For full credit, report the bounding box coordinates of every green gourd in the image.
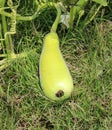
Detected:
[39,32,73,101]
[39,4,74,101]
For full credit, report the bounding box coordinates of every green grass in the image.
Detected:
[0,5,112,130]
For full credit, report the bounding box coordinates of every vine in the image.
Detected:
[0,0,18,40]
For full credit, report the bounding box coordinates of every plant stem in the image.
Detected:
[69,0,88,29]
[0,54,7,57]
[69,6,74,29]
[1,0,14,54]
[0,2,54,21]
[51,4,61,32]
[1,14,14,54]
[0,24,5,53]
[0,10,39,21]
[83,4,102,28]
[0,49,36,71]
[0,0,5,7]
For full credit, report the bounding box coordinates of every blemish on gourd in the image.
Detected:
[55,90,64,98]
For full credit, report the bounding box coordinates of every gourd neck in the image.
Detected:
[50,4,61,33]
[44,32,59,49]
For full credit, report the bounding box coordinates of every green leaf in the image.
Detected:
[92,0,107,6]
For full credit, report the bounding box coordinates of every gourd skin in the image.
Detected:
[39,32,74,101]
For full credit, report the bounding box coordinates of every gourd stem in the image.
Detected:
[51,4,61,32]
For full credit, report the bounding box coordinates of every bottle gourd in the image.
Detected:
[39,4,74,101]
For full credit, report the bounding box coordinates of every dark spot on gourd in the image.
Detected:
[55,90,64,98]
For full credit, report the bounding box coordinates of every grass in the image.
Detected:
[0,4,112,130]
